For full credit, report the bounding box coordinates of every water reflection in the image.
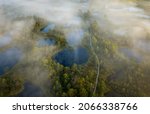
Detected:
[37,38,56,47]
[54,47,89,67]
[41,23,55,33]
[0,48,22,75]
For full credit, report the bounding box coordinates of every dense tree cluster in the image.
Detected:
[0,13,150,97]
[0,75,23,96]
[42,18,150,97]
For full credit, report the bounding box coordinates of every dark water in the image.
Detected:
[41,24,55,33]
[54,47,89,67]
[0,48,22,76]
[17,82,44,97]
[37,38,56,47]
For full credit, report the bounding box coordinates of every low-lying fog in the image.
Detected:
[0,0,150,96]
[0,0,149,50]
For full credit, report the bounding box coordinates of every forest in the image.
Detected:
[0,0,150,97]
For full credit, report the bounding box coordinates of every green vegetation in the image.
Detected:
[0,10,150,97]
[0,75,23,96]
[41,16,150,97]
